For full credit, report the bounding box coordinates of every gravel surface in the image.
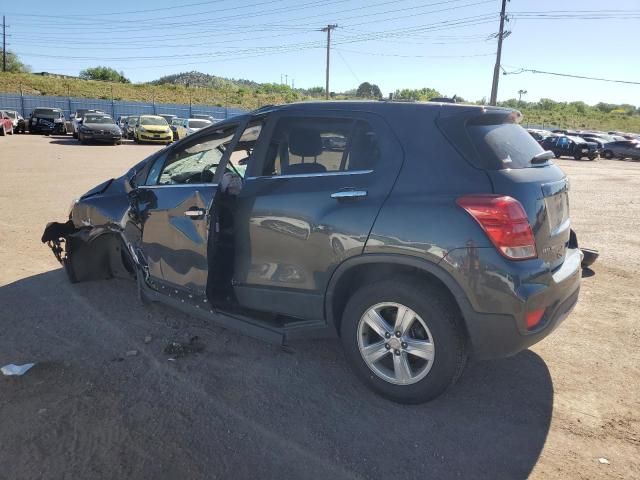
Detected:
[1,134,638,479]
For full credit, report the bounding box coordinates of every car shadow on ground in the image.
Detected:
[1,269,553,480]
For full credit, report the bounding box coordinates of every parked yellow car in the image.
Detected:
[134,115,172,144]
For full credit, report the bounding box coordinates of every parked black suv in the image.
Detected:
[541,135,598,160]
[29,107,67,135]
[42,102,587,403]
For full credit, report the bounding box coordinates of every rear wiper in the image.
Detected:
[531,150,555,164]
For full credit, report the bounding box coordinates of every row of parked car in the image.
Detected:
[527,128,640,161]
[0,107,219,145]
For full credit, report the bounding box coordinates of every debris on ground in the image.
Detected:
[598,458,610,465]
[164,336,205,358]
[1,363,35,376]
[125,350,139,357]
[144,335,152,344]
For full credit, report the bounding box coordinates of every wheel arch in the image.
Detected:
[325,254,473,339]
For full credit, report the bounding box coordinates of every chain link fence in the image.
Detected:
[0,93,247,121]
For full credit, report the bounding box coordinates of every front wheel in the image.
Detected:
[603,150,614,159]
[340,278,467,404]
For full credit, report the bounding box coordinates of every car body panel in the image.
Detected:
[42,101,588,362]
[29,108,66,134]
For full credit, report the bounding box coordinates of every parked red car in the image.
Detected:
[0,110,15,136]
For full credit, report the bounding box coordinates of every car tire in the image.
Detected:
[573,154,582,161]
[0,125,5,136]
[554,152,561,159]
[73,132,78,139]
[603,150,614,159]
[340,277,468,404]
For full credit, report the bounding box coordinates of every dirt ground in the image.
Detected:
[0,134,638,480]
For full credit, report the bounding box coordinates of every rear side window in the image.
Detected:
[261,117,380,176]
[467,123,544,169]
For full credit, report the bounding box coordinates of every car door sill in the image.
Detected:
[138,275,332,345]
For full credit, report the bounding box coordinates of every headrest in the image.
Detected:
[283,162,327,175]
[289,128,323,157]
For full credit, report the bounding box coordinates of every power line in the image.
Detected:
[13,13,501,63]
[502,67,640,86]
[335,49,360,85]
[335,48,494,58]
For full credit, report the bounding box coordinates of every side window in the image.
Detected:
[261,117,380,176]
[228,121,264,178]
[154,125,237,185]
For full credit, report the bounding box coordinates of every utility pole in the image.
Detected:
[2,16,6,72]
[321,24,338,100]
[489,0,508,106]
[284,74,288,86]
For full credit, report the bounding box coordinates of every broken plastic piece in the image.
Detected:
[1,363,35,376]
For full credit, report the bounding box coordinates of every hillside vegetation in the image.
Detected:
[1,71,639,132]
[0,72,303,110]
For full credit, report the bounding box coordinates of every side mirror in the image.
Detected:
[128,170,138,190]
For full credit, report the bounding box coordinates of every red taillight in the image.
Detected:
[456,195,537,260]
[526,308,545,330]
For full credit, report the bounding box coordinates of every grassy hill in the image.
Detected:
[1,71,638,132]
[0,72,304,110]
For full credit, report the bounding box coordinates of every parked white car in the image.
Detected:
[177,118,213,138]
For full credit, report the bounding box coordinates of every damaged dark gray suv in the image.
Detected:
[42,101,592,403]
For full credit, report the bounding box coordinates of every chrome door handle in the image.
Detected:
[331,190,368,199]
[184,208,206,217]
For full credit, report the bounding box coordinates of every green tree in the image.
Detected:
[0,49,31,73]
[79,66,130,83]
[394,87,441,101]
[356,82,382,99]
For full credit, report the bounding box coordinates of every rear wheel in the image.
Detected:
[603,150,613,159]
[573,154,582,161]
[340,277,467,404]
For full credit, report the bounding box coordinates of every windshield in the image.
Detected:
[172,118,184,125]
[85,115,115,124]
[4,111,17,119]
[33,109,60,117]
[467,122,544,169]
[140,117,168,126]
[188,120,211,129]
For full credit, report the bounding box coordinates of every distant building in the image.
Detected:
[33,72,79,80]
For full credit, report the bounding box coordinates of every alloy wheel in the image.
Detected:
[357,302,435,385]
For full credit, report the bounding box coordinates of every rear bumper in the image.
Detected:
[441,246,582,360]
[139,133,172,143]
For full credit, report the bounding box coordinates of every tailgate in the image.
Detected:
[487,166,571,269]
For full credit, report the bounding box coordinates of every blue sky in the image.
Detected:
[4,0,640,105]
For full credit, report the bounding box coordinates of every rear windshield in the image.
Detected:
[467,123,544,169]
[188,120,211,129]
[140,117,168,126]
[33,108,60,117]
[85,115,114,124]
